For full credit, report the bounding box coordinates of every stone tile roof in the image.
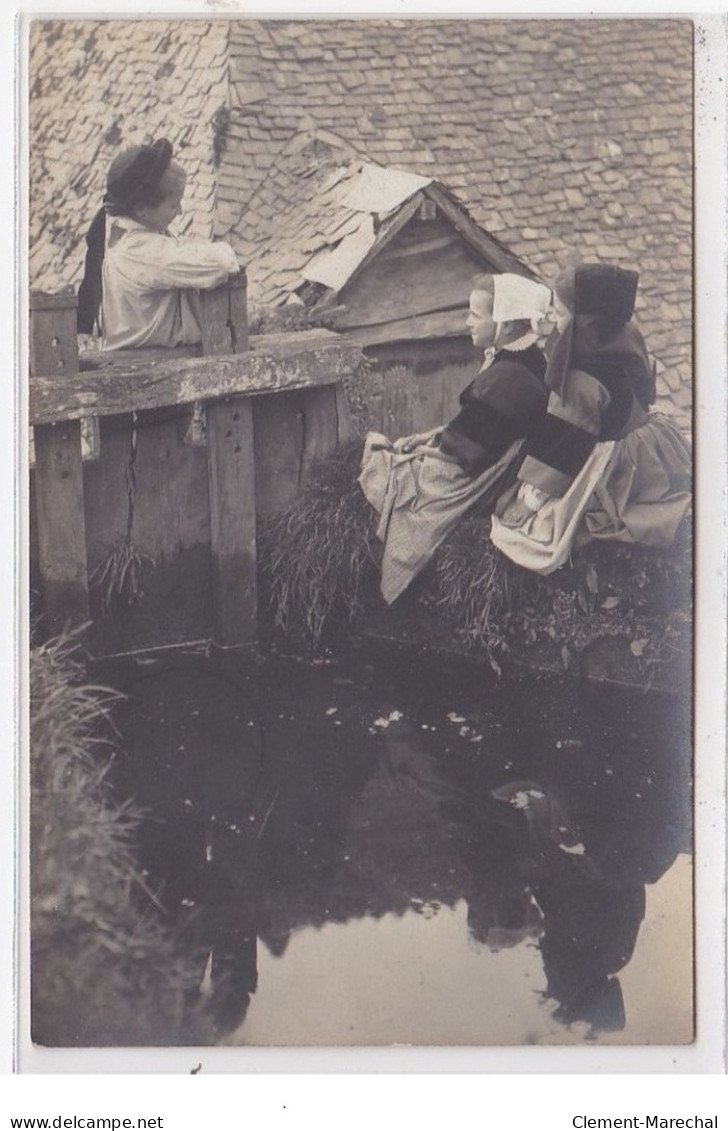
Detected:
[28,17,693,426]
[219,18,693,427]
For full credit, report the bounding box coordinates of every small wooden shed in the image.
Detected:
[238,142,539,436]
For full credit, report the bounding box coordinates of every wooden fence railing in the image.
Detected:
[29,281,362,652]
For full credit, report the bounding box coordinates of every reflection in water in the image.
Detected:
[104,645,692,1045]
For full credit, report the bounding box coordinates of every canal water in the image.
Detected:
[102,640,692,1047]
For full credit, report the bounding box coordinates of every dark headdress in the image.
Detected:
[572,263,638,325]
[545,263,655,412]
[77,138,174,334]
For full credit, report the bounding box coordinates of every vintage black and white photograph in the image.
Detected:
[24,14,699,1058]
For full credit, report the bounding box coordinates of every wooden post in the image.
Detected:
[334,383,356,444]
[202,269,257,645]
[300,385,339,486]
[30,291,79,379]
[228,272,248,354]
[29,292,89,634]
[199,270,248,356]
[34,421,90,634]
[207,398,257,645]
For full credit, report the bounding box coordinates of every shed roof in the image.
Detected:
[234,137,532,309]
[27,17,693,427]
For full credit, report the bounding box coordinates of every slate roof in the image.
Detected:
[27,17,694,427]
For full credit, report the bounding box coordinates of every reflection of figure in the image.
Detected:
[533,878,642,1031]
[492,262,692,573]
[489,758,684,1034]
[428,657,690,1039]
[359,272,550,603]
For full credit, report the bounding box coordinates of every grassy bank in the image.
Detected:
[30,635,212,1046]
[258,440,691,685]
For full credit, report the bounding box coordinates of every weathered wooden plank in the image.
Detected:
[28,292,79,312]
[199,273,248,354]
[80,415,101,461]
[200,284,235,356]
[253,392,305,518]
[83,417,136,579]
[411,369,446,434]
[30,330,363,424]
[334,382,356,445]
[207,397,257,645]
[439,361,475,423]
[381,367,416,438]
[29,470,43,622]
[83,410,213,653]
[80,345,201,366]
[127,410,213,559]
[33,421,89,633]
[228,273,249,353]
[382,233,459,260]
[299,385,339,486]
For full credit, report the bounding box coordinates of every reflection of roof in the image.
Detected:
[257,755,472,937]
[28,17,693,428]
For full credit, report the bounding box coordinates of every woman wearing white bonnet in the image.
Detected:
[490,270,553,339]
[358,272,552,604]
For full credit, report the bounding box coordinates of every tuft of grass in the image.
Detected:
[258,440,380,647]
[90,540,152,612]
[422,518,548,667]
[30,634,211,1046]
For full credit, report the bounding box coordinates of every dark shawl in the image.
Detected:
[546,264,656,436]
[439,342,547,475]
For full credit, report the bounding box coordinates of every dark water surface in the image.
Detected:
[101,641,692,1047]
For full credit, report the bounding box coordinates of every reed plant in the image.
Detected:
[258,440,380,647]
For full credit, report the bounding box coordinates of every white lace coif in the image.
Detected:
[492,274,552,332]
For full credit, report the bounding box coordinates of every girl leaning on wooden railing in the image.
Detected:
[77,136,241,350]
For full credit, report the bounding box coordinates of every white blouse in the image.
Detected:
[100,216,240,350]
